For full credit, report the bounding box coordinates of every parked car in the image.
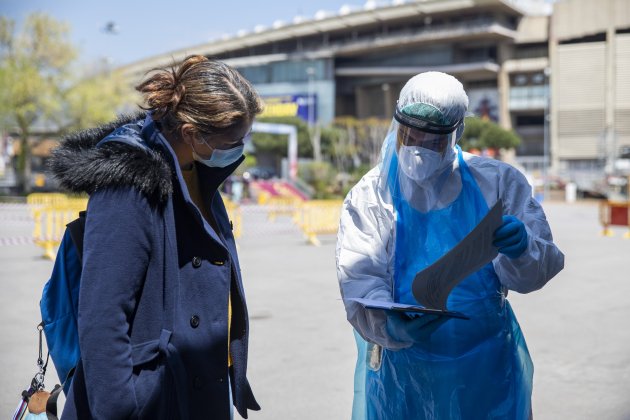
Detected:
[243,166,277,181]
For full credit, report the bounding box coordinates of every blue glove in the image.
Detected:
[386,312,447,347]
[493,215,528,259]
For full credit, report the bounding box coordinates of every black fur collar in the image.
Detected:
[48,112,173,205]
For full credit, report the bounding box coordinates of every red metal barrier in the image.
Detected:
[599,201,630,238]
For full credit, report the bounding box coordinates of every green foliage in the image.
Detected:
[0,14,75,133]
[297,160,337,199]
[459,117,521,151]
[0,14,77,192]
[319,124,345,160]
[479,122,521,150]
[0,13,135,192]
[253,116,313,157]
[62,68,138,133]
[458,117,484,150]
[331,116,388,173]
[234,154,257,176]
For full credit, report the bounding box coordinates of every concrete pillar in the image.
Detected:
[497,43,512,130]
[605,24,617,168]
[382,83,395,119]
[355,86,369,119]
[549,10,560,173]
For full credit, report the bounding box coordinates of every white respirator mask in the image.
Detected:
[398,145,454,184]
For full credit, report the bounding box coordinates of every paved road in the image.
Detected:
[1,201,628,419]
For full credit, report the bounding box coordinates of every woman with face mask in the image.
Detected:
[50,55,263,419]
[336,72,565,419]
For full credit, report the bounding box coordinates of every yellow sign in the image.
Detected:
[260,101,299,118]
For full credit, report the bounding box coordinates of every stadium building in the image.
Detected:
[550,0,630,187]
[120,0,630,187]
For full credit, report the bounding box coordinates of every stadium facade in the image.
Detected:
[120,0,630,184]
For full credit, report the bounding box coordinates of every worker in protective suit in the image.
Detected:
[336,72,564,419]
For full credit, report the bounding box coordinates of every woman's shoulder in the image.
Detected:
[50,113,173,206]
[88,186,160,219]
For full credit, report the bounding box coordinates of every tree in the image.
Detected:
[459,116,521,153]
[0,13,76,193]
[61,64,137,134]
[252,116,313,157]
[327,117,356,174]
[479,122,521,150]
[357,117,389,166]
[332,116,389,173]
[0,13,135,193]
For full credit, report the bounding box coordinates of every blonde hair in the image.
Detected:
[136,55,263,137]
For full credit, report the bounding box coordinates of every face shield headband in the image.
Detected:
[393,106,461,135]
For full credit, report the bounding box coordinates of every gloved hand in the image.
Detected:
[385,312,447,347]
[493,215,528,259]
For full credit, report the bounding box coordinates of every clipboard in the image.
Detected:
[345,298,470,320]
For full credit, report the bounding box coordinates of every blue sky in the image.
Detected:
[1,0,366,66]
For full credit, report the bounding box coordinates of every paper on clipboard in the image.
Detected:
[411,199,503,310]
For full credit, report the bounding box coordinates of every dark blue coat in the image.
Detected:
[50,114,259,419]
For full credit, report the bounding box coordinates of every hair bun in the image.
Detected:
[171,82,186,110]
[136,55,263,134]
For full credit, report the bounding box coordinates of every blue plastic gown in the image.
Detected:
[352,148,533,419]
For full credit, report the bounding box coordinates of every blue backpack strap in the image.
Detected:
[66,211,86,261]
[40,214,85,395]
[59,212,86,392]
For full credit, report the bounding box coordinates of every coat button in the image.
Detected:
[190,315,200,328]
[217,377,224,383]
[192,256,202,268]
[193,376,204,389]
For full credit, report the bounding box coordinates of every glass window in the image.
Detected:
[238,66,270,84]
[237,59,329,85]
[531,73,545,84]
[514,74,528,85]
[270,59,327,83]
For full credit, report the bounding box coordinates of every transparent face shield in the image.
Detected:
[397,125,456,156]
[378,107,462,211]
[393,105,460,155]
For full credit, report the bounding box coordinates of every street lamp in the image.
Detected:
[306,65,321,161]
[306,66,315,129]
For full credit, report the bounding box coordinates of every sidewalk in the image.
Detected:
[1,202,628,419]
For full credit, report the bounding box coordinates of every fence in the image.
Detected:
[28,194,88,259]
[298,200,343,246]
[26,193,69,217]
[223,197,242,239]
[26,193,342,258]
[266,196,302,222]
[265,197,343,246]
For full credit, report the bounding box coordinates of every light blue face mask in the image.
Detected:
[193,143,244,168]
